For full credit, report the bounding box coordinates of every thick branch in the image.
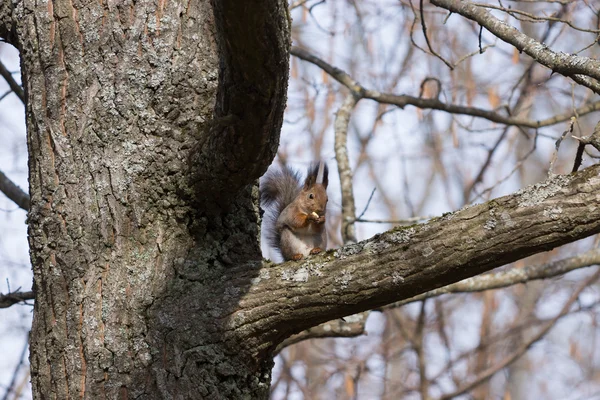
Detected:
[194,1,291,204]
[0,169,29,211]
[430,0,600,93]
[229,164,600,348]
[277,244,600,349]
[291,46,600,128]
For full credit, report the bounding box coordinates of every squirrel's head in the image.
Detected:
[301,162,329,216]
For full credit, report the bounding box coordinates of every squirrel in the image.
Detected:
[260,162,329,261]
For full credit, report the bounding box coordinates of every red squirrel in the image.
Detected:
[260,162,328,261]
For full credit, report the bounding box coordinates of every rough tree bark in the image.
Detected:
[1,0,600,399]
[5,0,291,397]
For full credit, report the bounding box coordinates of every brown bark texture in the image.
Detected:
[5,0,290,398]
[1,0,600,399]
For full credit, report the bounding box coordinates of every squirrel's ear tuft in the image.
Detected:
[319,162,328,189]
[304,165,317,189]
[305,162,328,189]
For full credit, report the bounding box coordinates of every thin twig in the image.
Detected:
[430,0,600,94]
[464,126,510,201]
[572,120,600,172]
[419,0,454,69]
[275,312,368,353]
[473,130,538,201]
[415,301,429,399]
[1,337,29,400]
[355,216,430,225]
[355,188,376,221]
[289,0,312,10]
[471,2,600,34]
[549,117,575,176]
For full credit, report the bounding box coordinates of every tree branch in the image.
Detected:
[228,164,600,352]
[193,0,291,205]
[0,59,24,104]
[335,93,359,244]
[276,241,600,349]
[0,290,34,308]
[1,336,29,400]
[430,0,600,93]
[291,46,600,128]
[572,121,600,172]
[438,269,600,400]
[0,169,29,211]
[274,312,367,354]
[383,247,600,309]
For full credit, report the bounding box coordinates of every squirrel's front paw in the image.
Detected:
[291,254,303,261]
[310,247,322,255]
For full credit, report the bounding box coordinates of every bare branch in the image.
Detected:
[471,2,600,34]
[0,169,29,211]
[0,290,34,308]
[355,216,430,225]
[383,247,600,310]
[0,59,24,104]
[335,94,360,244]
[430,0,600,93]
[275,312,367,353]
[549,117,575,175]
[289,0,312,10]
[291,46,600,128]
[438,269,600,400]
[572,120,600,172]
[419,0,454,69]
[415,301,429,399]
[1,337,29,400]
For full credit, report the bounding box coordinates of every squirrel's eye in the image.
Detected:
[309,193,315,199]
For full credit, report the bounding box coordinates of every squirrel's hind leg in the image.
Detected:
[280,228,311,261]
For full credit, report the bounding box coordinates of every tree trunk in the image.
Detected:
[17,0,290,398]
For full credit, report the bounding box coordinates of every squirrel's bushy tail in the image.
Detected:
[260,166,301,216]
[260,166,301,257]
